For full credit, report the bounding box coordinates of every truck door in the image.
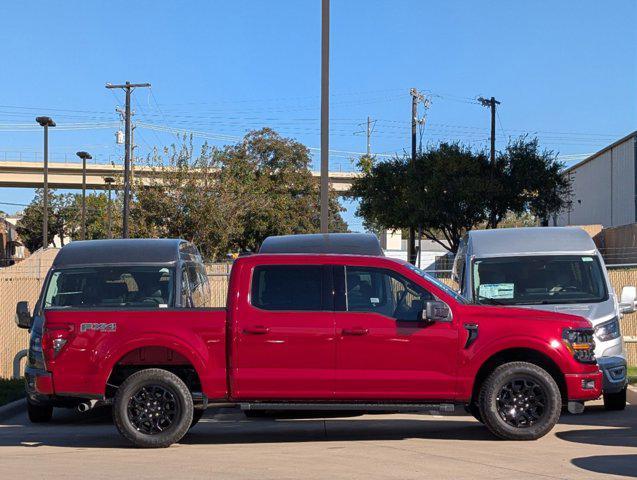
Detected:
[334,266,459,400]
[232,264,335,400]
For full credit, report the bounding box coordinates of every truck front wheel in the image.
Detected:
[113,368,193,448]
[478,362,561,441]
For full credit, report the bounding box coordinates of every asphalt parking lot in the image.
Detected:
[0,388,635,480]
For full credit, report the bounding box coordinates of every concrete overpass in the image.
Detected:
[0,161,360,193]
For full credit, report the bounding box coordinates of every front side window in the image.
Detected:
[345,267,433,321]
[44,266,174,309]
[472,255,608,305]
[251,265,324,311]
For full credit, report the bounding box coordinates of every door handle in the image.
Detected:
[342,327,369,336]
[243,325,270,335]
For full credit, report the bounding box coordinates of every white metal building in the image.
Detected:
[556,131,637,228]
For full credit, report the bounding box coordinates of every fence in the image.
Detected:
[1,257,636,378]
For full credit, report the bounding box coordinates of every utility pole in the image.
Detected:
[478,96,500,168]
[104,176,115,239]
[366,116,372,156]
[36,116,55,249]
[320,0,330,233]
[106,81,150,238]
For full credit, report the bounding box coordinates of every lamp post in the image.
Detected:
[104,177,115,239]
[35,116,56,248]
[76,151,92,240]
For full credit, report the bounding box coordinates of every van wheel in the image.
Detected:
[27,400,53,423]
[190,409,205,428]
[113,368,193,448]
[464,403,483,423]
[478,362,561,440]
[603,387,627,411]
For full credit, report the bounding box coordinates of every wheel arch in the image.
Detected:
[469,347,567,405]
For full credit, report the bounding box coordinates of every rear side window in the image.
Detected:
[251,265,324,311]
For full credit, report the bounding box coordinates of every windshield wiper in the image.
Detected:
[478,298,508,306]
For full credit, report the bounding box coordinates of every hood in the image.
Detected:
[514,300,616,326]
[461,303,593,329]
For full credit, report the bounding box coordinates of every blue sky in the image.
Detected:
[0,0,635,231]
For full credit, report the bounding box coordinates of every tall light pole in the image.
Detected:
[320,0,330,233]
[76,151,92,240]
[104,176,115,239]
[35,116,55,249]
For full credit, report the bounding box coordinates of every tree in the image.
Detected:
[16,189,71,251]
[132,129,347,260]
[351,138,572,254]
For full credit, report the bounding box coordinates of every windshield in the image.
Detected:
[44,266,175,309]
[406,263,468,304]
[472,255,607,306]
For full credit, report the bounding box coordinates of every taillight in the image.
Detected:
[562,328,596,363]
[41,324,74,367]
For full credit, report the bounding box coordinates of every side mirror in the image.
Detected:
[619,286,637,314]
[15,301,33,329]
[422,300,451,323]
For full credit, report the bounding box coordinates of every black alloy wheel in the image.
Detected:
[127,384,179,435]
[496,377,546,428]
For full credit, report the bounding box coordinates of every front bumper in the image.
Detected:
[597,356,628,393]
[565,370,603,401]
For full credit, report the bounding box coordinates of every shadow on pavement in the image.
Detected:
[571,455,637,478]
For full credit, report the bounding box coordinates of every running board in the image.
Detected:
[240,402,455,414]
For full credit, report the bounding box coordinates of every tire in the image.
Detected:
[603,387,627,411]
[113,368,193,448]
[190,409,205,428]
[464,403,483,423]
[478,361,561,441]
[27,400,53,423]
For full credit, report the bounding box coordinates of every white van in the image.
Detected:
[452,227,635,410]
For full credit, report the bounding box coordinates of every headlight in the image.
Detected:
[595,317,621,342]
[562,328,596,363]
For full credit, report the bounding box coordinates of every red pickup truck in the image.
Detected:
[16,236,602,448]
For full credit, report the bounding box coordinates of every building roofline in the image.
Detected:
[563,130,637,174]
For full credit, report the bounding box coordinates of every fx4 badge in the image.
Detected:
[80,323,116,333]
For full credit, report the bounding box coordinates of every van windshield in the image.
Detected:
[472,255,607,305]
[43,266,175,309]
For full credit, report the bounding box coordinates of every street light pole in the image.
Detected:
[36,116,56,249]
[76,151,92,240]
[320,0,330,233]
[104,177,115,239]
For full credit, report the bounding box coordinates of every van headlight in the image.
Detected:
[595,317,621,342]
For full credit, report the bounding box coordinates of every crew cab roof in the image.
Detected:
[52,239,197,268]
[258,233,384,256]
[465,227,597,257]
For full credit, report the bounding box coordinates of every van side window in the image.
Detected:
[345,267,434,321]
[252,265,324,311]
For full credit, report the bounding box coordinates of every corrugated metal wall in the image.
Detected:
[557,134,635,227]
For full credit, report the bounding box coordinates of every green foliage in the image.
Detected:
[132,129,347,260]
[351,138,572,253]
[16,189,70,251]
[0,378,25,407]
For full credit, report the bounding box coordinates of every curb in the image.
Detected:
[0,398,26,422]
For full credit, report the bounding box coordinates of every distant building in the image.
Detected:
[379,230,453,270]
[0,216,27,266]
[556,131,637,228]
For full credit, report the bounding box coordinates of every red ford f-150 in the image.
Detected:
[16,235,602,447]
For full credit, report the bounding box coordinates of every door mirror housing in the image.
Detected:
[619,286,637,314]
[15,301,33,329]
[422,300,451,323]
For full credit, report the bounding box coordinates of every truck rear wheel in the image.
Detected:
[478,362,561,441]
[113,368,193,448]
[603,387,627,411]
[27,400,53,423]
